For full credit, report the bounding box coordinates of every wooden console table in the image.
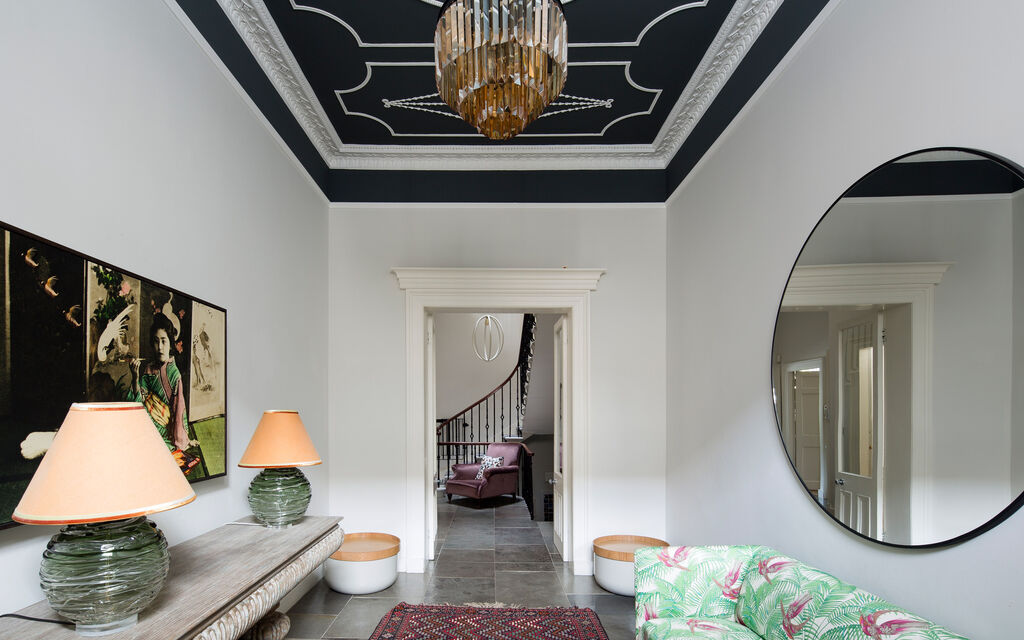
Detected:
[0,516,343,640]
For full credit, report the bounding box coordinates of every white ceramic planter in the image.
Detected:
[593,554,635,596]
[324,532,400,595]
[325,555,398,595]
[592,535,670,597]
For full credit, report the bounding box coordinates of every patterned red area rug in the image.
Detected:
[368,602,611,640]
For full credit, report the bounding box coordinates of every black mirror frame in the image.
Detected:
[770,146,1024,549]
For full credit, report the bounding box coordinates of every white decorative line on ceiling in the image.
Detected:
[380,93,613,121]
[215,0,783,171]
[335,60,649,139]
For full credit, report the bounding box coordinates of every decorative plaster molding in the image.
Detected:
[217,0,343,157]
[652,0,780,161]
[216,0,781,171]
[193,525,344,640]
[327,144,665,170]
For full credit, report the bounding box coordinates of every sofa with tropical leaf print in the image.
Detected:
[633,545,967,640]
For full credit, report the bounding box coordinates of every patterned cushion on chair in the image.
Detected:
[634,545,765,632]
[640,617,761,640]
[475,455,503,479]
[737,548,968,640]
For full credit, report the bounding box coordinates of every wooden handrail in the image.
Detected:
[437,441,534,456]
[436,363,521,434]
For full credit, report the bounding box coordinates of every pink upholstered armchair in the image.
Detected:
[445,442,521,503]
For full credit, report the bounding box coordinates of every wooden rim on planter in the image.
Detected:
[331,532,401,562]
[592,535,669,562]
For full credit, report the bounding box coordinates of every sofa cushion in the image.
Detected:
[634,545,765,631]
[737,549,968,640]
[640,617,761,640]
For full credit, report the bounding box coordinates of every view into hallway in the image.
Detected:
[284,495,635,640]
[282,306,633,639]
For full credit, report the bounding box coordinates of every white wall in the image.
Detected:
[773,311,828,378]
[328,204,666,572]
[523,314,559,435]
[665,0,1024,635]
[434,313,523,419]
[0,1,328,613]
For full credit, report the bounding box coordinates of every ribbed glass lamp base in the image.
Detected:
[40,518,169,634]
[76,614,138,636]
[248,467,311,527]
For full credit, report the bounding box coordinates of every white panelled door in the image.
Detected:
[783,359,824,498]
[835,311,883,538]
[552,316,567,556]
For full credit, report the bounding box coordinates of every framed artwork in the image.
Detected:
[0,222,227,529]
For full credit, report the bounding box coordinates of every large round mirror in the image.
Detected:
[772,148,1024,547]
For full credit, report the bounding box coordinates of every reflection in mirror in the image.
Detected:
[773,149,1024,546]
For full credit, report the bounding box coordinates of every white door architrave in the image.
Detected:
[393,267,605,575]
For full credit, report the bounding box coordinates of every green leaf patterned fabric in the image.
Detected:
[736,548,969,640]
[634,545,765,633]
[640,617,762,640]
[634,546,969,640]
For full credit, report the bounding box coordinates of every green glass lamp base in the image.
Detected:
[40,517,169,635]
[76,614,138,637]
[248,467,312,527]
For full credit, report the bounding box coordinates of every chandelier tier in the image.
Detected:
[435,0,568,141]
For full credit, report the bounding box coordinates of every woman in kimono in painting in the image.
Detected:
[127,313,204,476]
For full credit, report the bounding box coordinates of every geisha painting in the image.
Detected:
[0,224,226,528]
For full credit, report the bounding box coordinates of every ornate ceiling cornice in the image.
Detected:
[653,0,780,158]
[220,0,343,159]
[216,0,783,171]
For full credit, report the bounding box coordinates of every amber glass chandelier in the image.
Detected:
[435,0,568,141]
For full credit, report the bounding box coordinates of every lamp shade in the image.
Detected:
[238,410,321,468]
[13,403,196,525]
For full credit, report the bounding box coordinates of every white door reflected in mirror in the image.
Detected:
[773,148,1024,547]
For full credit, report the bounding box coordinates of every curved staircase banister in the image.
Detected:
[437,441,534,456]
[436,364,521,435]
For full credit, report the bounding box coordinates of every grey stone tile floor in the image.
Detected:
[285,491,635,639]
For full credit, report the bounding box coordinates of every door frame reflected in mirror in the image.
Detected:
[780,262,949,544]
[772,145,1024,549]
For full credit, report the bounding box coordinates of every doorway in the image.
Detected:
[394,268,604,575]
[781,358,824,505]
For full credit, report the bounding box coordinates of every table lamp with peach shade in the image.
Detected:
[238,410,321,527]
[13,402,196,636]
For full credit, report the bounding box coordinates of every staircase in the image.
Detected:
[436,314,537,510]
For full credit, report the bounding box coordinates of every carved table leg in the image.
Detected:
[240,609,290,640]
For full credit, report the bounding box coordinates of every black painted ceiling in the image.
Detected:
[174,0,830,202]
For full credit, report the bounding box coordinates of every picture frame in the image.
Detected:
[0,220,227,529]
